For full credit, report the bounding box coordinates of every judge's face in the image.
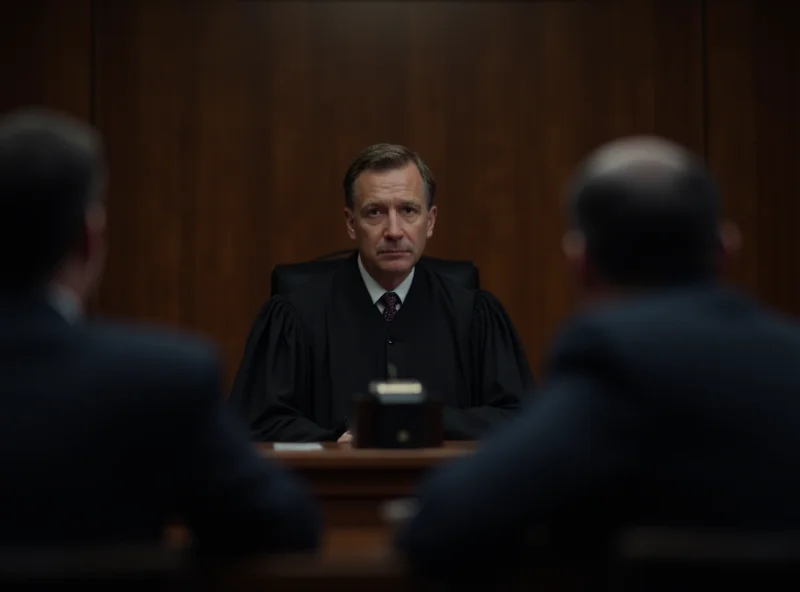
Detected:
[345,163,437,289]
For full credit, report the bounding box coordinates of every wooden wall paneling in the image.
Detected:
[0,0,92,120]
[0,0,94,308]
[3,0,800,426]
[94,3,200,330]
[705,0,800,315]
[94,1,705,385]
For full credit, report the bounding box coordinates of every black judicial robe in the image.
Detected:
[229,255,535,441]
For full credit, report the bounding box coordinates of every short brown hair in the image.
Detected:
[343,143,436,210]
[0,107,105,288]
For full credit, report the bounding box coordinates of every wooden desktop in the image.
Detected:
[260,441,476,555]
[157,441,590,590]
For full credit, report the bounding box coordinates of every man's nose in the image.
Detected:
[384,211,403,240]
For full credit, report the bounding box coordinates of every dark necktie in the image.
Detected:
[381,291,400,323]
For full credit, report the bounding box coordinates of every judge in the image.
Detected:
[230,143,535,442]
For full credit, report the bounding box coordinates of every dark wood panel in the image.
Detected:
[706,1,800,315]
[93,1,704,383]
[0,0,91,119]
[259,442,473,528]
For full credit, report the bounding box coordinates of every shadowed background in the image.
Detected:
[1,0,796,387]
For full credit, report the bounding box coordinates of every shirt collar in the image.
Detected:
[48,284,83,323]
[357,255,415,305]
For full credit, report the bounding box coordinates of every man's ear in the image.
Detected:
[562,229,590,285]
[84,202,107,266]
[562,229,585,263]
[426,205,437,238]
[719,220,742,257]
[73,203,105,259]
[345,208,356,240]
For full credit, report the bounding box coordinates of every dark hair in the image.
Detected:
[569,152,720,287]
[342,143,436,210]
[0,107,105,289]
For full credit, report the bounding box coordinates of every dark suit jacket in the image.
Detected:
[397,283,800,576]
[0,293,321,556]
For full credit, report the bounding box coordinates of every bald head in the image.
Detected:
[568,136,721,288]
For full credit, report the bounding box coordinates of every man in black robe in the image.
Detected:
[230,143,535,442]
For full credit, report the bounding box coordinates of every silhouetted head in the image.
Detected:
[343,143,437,291]
[563,136,739,302]
[0,107,107,300]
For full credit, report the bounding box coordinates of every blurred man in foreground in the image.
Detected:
[397,136,800,576]
[0,107,320,556]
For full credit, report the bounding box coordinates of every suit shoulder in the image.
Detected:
[549,285,787,373]
[550,292,689,356]
[574,285,753,336]
[81,319,221,374]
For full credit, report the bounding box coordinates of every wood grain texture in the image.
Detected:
[91,0,704,383]
[261,441,473,528]
[705,1,800,313]
[5,1,797,388]
[0,0,92,119]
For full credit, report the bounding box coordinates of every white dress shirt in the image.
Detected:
[357,255,415,313]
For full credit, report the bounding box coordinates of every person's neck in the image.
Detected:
[49,282,84,319]
[50,263,88,317]
[50,281,82,303]
[378,274,409,292]
[361,263,411,292]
